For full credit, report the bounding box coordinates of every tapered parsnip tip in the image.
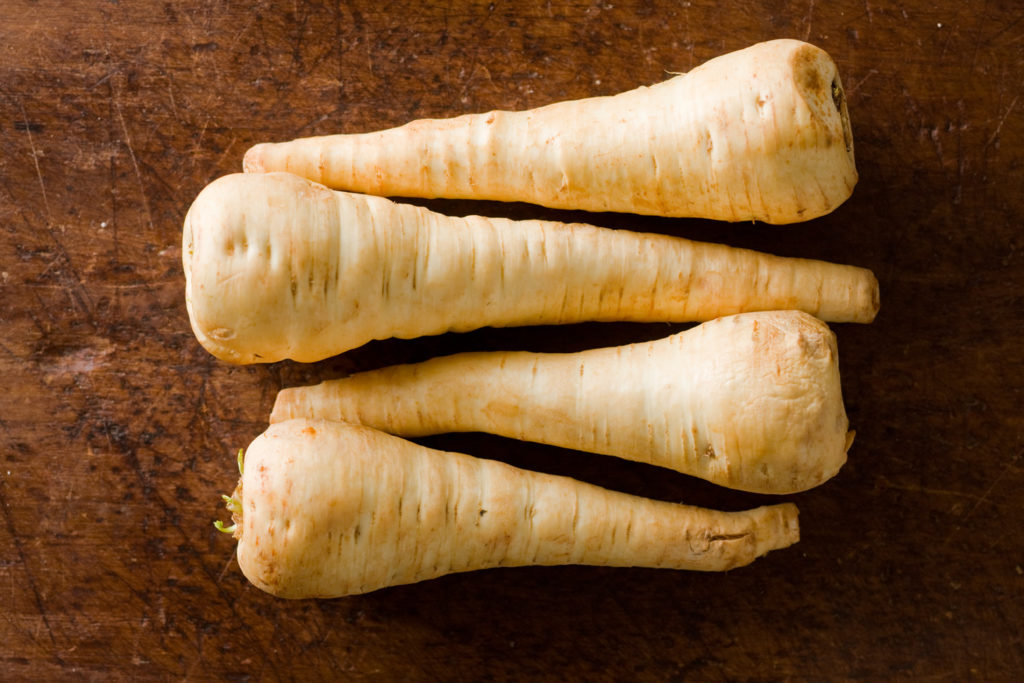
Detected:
[244,142,326,185]
[868,271,881,321]
[729,502,801,567]
[847,267,881,323]
[820,265,879,323]
[727,502,800,568]
[853,267,881,324]
[770,502,801,554]
[242,143,269,173]
[270,386,301,423]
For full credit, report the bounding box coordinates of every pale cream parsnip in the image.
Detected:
[244,39,857,224]
[182,173,878,364]
[272,311,853,494]
[225,419,800,599]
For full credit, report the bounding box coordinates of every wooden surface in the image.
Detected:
[1,1,1022,679]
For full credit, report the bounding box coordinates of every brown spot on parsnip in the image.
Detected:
[792,46,825,96]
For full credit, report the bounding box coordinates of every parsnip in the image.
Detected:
[183,172,878,364]
[243,39,856,224]
[272,311,851,494]
[221,418,800,599]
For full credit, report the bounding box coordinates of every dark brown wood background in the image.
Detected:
[2,1,1021,679]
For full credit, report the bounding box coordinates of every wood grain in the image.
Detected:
[1,0,1021,679]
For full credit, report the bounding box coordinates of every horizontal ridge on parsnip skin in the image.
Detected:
[224,419,801,599]
[182,173,879,365]
[243,39,857,225]
[272,311,853,495]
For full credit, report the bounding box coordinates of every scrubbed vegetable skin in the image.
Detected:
[243,39,857,224]
[227,419,800,599]
[182,172,878,364]
[272,310,853,494]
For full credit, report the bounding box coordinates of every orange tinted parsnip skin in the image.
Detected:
[229,419,801,599]
[272,311,854,494]
[183,173,879,364]
[244,40,857,224]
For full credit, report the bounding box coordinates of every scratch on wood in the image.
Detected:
[985,94,1019,151]
[212,136,239,170]
[217,554,236,584]
[14,96,95,322]
[183,630,206,679]
[803,0,817,41]
[15,280,179,292]
[195,116,211,154]
[982,12,1024,44]
[940,450,1022,549]
[876,475,1006,503]
[845,69,878,97]
[18,100,52,225]
[112,91,155,232]
[130,616,150,667]
[0,480,66,665]
[89,71,115,91]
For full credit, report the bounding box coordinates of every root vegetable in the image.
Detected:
[243,39,856,224]
[183,172,879,364]
[272,310,852,494]
[221,418,800,599]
